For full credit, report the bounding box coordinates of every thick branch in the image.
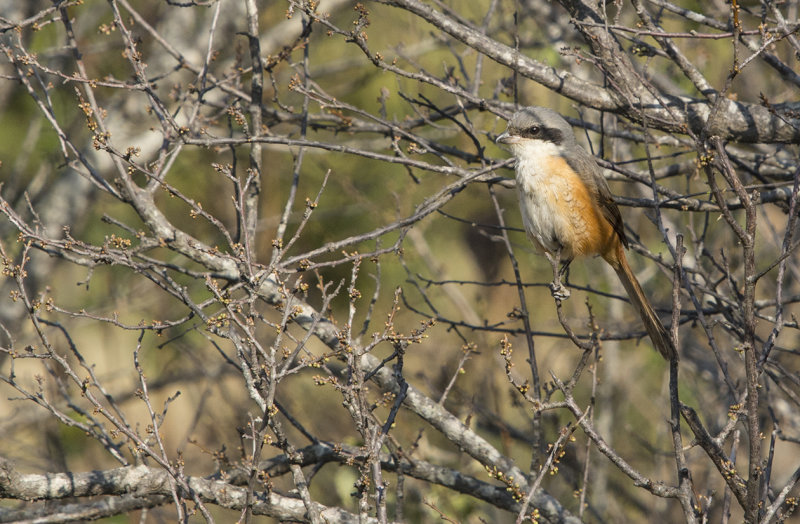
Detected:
[379,0,800,143]
[0,458,376,524]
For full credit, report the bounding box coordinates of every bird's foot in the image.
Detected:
[550,282,571,300]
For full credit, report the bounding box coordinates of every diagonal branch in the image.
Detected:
[378,0,800,143]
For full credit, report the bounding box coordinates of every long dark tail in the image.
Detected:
[609,244,677,361]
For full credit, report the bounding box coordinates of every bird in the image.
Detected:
[496,106,677,361]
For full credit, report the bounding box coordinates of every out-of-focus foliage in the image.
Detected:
[1,1,799,523]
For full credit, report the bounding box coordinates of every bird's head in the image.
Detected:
[495,106,575,154]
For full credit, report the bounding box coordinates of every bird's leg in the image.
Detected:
[545,247,571,300]
[560,257,573,286]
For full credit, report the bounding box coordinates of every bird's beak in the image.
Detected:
[496,131,518,145]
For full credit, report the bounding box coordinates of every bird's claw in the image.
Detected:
[550,282,571,300]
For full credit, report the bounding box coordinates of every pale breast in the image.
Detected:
[514,144,599,259]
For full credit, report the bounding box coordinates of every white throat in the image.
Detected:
[511,140,561,179]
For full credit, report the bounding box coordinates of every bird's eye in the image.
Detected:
[526,126,540,135]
